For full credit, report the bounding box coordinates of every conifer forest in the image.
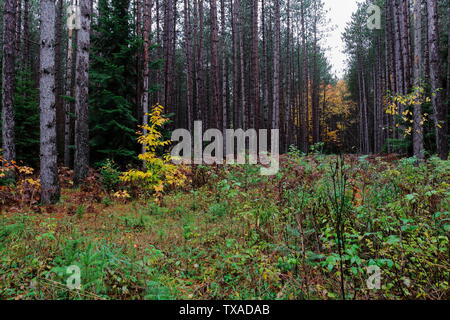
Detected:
[0,0,449,302]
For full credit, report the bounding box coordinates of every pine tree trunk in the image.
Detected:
[427,0,448,160]
[2,0,17,165]
[195,0,205,124]
[232,0,239,128]
[184,0,193,132]
[311,1,320,144]
[272,0,280,130]
[261,0,269,129]
[413,0,425,160]
[64,26,74,168]
[55,0,64,163]
[220,0,227,131]
[300,0,308,152]
[74,0,91,185]
[251,0,260,130]
[23,0,30,69]
[210,0,221,129]
[39,0,60,204]
[142,0,152,152]
[237,0,246,129]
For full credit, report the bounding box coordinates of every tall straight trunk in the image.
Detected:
[427,0,448,160]
[413,0,424,159]
[210,0,221,129]
[251,0,260,129]
[261,0,269,129]
[272,0,280,129]
[195,0,205,124]
[393,0,404,94]
[284,0,292,149]
[64,0,76,167]
[64,26,75,167]
[74,0,91,185]
[232,0,239,128]
[163,0,175,108]
[155,0,161,103]
[237,0,246,129]
[311,2,320,144]
[55,0,64,162]
[23,0,30,69]
[15,0,22,61]
[136,0,143,126]
[184,0,193,131]
[447,4,450,125]
[142,0,152,149]
[300,0,308,152]
[39,0,60,204]
[400,0,412,91]
[220,0,227,131]
[357,53,370,154]
[2,0,17,165]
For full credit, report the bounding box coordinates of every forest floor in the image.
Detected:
[1,153,449,300]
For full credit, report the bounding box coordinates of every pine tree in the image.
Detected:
[89,0,140,166]
[39,0,60,204]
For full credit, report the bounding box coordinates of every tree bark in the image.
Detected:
[142,0,152,151]
[210,0,221,129]
[74,0,91,185]
[251,0,260,129]
[427,0,448,160]
[413,0,425,160]
[55,0,65,163]
[300,0,308,152]
[272,0,280,130]
[184,0,193,132]
[2,0,17,165]
[39,0,60,204]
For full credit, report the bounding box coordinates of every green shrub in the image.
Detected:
[98,159,121,192]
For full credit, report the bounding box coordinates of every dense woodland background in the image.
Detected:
[0,0,449,203]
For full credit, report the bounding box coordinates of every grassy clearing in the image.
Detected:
[0,154,449,300]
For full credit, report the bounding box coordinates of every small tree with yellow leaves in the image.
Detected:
[120,104,186,201]
[385,86,431,137]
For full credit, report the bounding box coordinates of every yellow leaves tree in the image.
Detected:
[321,80,356,147]
[120,104,186,201]
[385,86,431,137]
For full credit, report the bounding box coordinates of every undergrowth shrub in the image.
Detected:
[120,105,186,202]
[98,159,122,192]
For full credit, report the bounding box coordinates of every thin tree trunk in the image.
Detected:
[39,0,60,204]
[74,0,91,185]
[210,0,221,129]
[237,0,246,129]
[64,27,74,168]
[300,0,308,151]
[184,0,193,132]
[220,0,227,131]
[413,0,424,159]
[55,0,64,162]
[142,0,152,152]
[251,0,260,130]
[427,0,448,160]
[232,0,239,128]
[272,0,280,129]
[23,0,30,69]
